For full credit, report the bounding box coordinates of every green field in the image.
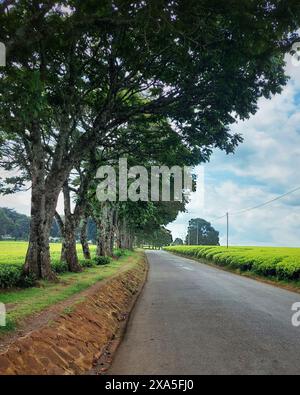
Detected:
[0,241,97,266]
[164,245,300,281]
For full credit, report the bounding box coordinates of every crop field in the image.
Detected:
[0,241,97,266]
[164,245,300,281]
[0,242,100,289]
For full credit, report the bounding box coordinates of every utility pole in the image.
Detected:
[197,223,199,245]
[226,212,229,249]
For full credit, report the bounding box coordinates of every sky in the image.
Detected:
[168,56,300,247]
[1,55,300,247]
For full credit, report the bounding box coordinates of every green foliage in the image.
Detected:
[51,260,68,274]
[93,256,111,266]
[0,251,142,332]
[0,207,61,241]
[0,264,22,288]
[0,208,29,240]
[17,272,37,289]
[0,242,98,289]
[276,258,300,280]
[113,249,127,259]
[0,242,97,266]
[165,246,300,281]
[136,225,173,248]
[0,2,300,279]
[186,218,219,246]
[0,264,36,289]
[173,238,184,246]
[79,259,95,268]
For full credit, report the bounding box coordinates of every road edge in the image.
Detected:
[88,251,150,375]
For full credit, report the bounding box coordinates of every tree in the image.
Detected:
[186,218,219,246]
[0,1,299,278]
[85,115,199,255]
[138,227,173,249]
[173,238,184,246]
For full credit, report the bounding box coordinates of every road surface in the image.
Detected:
[108,251,300,375]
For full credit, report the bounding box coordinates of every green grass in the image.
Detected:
[164,245,300,281]
[0,241,138,333]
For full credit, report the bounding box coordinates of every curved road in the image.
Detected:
[109,251,300,375]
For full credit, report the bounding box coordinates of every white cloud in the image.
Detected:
[170,59,300,246]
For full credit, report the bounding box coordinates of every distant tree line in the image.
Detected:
[0,208,30,240]
[0,207,98,242]
[136,226,173,249]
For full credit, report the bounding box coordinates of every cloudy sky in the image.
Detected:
[1,55,300,247]
[168,56,300,247]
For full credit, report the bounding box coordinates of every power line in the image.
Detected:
[210,213,227,221]
[210,185,300,221]
[230,185,300,216]
[207,185,300,248]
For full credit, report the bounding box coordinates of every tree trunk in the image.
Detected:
[115,212,122,249]
[55,212,66,262]
[96,220,105,256]
[109,230,114,255]
[24,210,54,280]
[80,216,91,260]
[63,219,81,272]
[106,206,114,256]
[119,218,127,249]
[24,124,56,280]
[61,183,82,272]
[95,204,115,257]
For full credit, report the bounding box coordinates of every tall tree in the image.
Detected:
[173,238,184,246]
[186,218,219,246]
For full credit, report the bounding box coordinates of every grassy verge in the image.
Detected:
[0,250,140,334]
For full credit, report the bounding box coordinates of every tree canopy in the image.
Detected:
[0,1,299,278]
[186,218,220,246]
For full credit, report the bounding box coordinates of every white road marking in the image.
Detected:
[179,265,194,271]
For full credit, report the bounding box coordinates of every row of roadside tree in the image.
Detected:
[0,1,299,279]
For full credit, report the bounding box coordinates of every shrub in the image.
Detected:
[0,265,36,289]
[80,259,95,268]
[93,256,111,266]
[164,245,300,282]
[51,260,68,274]
[252,257,279,277]
[0,264,22,289]
[114,249,127,258]
[17,272,37,288]
[276,258,300,280]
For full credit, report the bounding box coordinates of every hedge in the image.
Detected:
[164,246,300,281]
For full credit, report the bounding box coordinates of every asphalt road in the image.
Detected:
[108,251,300,375]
